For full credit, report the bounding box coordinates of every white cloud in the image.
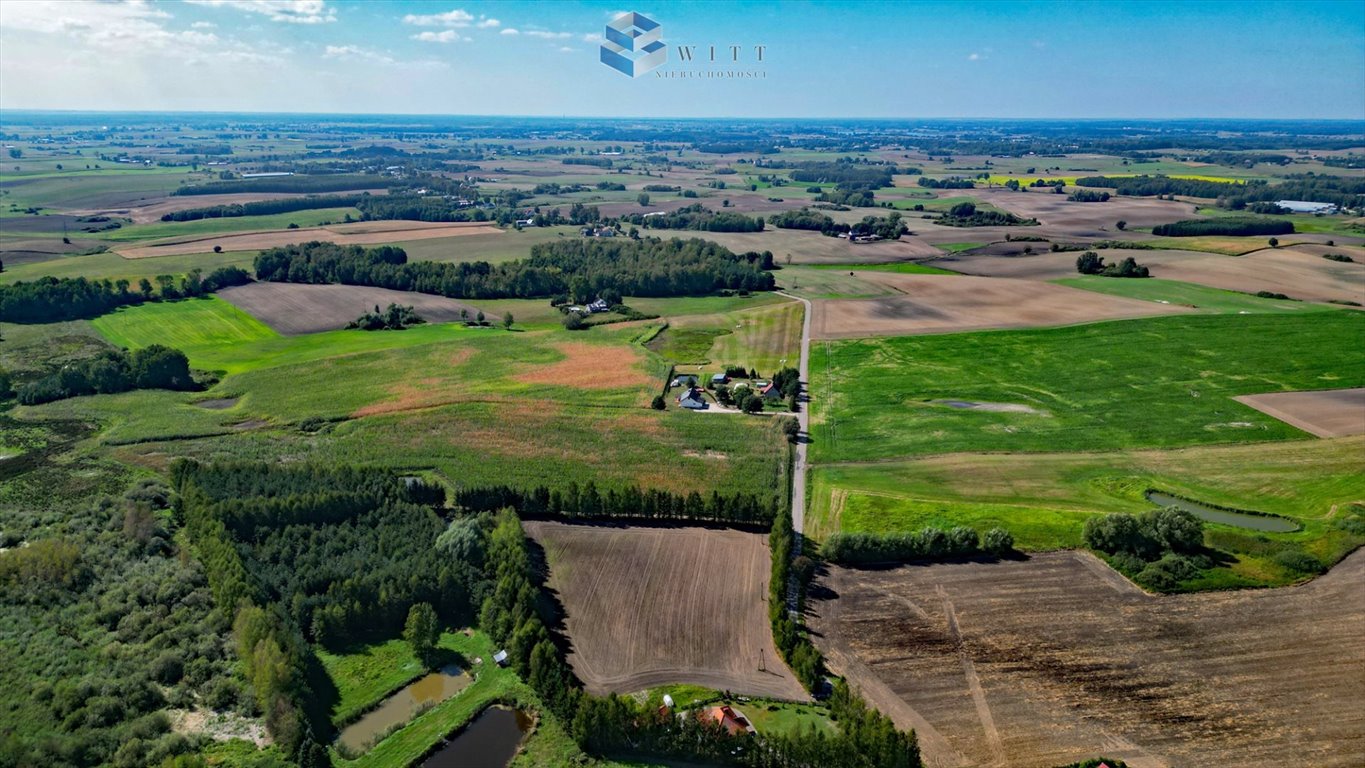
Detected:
[191,21,217,29]
[967,52,982,61]
[0,0,281,64]
[412,30,460,43]
[185,0,335,25]
[582,32,602,43]
[525,30,572,39]
[323,44,393,64]
[402,9,473,27]
[477,18,500,29]
[557,46,576,53]
[500,28,519,35]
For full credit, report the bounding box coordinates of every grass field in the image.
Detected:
[1052,276,1343,314]
[100,207,361,241]
[0,248,258,285]
[317,638,428,727]
[647,298,803,374]
[811,312,1365,463]
[92,296,278,354]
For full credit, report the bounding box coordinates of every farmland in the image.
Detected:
[810,312,1365,463]
[524,521,808,701]
[810,550,1365,768]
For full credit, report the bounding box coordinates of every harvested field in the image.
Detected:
[1155,246,1365,305]
[523,521,808,701]
[68,189,389,224]
[216,282,486,335]
[809,274,1189,339]
[926,248,1220,281]
[973,188,1200,234]
[512,341,652,390]
[691,228,943,265]
[0,236,107,266]
[113,220,500,259]
[811,550,1365,768]
[1234,387,1365,438]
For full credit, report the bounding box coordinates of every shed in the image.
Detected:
[492,649,509,667]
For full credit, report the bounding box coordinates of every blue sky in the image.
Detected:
[1,0,1361,118]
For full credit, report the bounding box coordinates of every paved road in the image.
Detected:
[778,291,813,553]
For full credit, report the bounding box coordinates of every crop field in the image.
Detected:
[1151,246,1365,304]
[810,550,1365,768]
[647,298,803,374]
[810,312,1365,463]
[808,273,1188,339]
[102,207,361,242]
[112,220,501,258]
[925,248,1225,281]
[1234,387,1365,438]
[687,227,943,265]
[1053,276,1342,314]
[217,282,487,335]
[524,521,808,701]
[91,295,278,353]
[394,225,580,264]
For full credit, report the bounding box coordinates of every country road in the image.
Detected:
[778,291,813,552]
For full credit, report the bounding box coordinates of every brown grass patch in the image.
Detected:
[350,348,478,418]
[513,341,652,389]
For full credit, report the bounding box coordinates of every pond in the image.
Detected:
[1145,491,1299,533]
[422,706,532,768]
[336,665,471,754]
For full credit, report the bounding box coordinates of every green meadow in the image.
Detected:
[810,312,1365,464]
[101,207,361,241]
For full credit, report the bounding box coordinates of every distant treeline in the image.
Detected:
[454,482,777,525]
[770,210,908,241]
[254,238,776,301]
[172,174,395,196]
[1067,189,1111,203]
[790,161,896,190]
[917,177,976,189]
[937,201,1037,227]
[1076,174,1364,209]
[355,194,492,222]
[563,157,613,168]
[160,194,366,221]
[822,526,1014,565]
[619,204,765,233]
[1151,218,1294,237]
[16,345,195,405]
[0,267,251,323]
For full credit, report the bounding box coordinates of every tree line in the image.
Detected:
[937,201,1037,227]
[0,267,251,323]
[160,194,368,221]
[453,481,778,526]
[16,345,196,405]
[917,177,975,189]
[618,203,766,233]
[821,525,1013,565]
[172,174,396,196]
[1075,173,1364,210]
[1075,251,1151,278]
[346,303,425,330]
[254,238,776,302]
[1150,218,1294,237]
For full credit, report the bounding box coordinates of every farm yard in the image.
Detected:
[524,521,809,701]
[810,550,1365,768]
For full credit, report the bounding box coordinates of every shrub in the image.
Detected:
[650,394,665,410]
[1273,549,1324,575]
[982,527,1014,554]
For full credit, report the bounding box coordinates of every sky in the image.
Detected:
[0,0,1362,119]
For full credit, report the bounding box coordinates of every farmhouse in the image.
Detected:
[671,374,699,388]
[759,382,782,400]
[678,387,708,409]
[711,373,730,386]
[587,298,610,313]
[705,705,756,737]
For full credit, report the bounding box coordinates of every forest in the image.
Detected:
[1075,174,1365,209]
[254,238,776,301]
[618,204,766,233]
[1151,218,1295,237]
[16,345,196,405]
[159,195,368,222]
[0,267,252,323]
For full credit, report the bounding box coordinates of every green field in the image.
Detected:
[92,296,278,353]
[648,299,803,374]
[1053,276,1341,314]
[808,437,1365,587]
[101,207,361,241]
[811,312,1365,464]
[0,248,258,284]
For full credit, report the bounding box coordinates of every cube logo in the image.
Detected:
[600,11,665,77]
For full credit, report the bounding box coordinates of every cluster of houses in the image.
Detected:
[836,231,883,244]
[580,226,618,237]
[672,372,782,411]
[567,298,610,315]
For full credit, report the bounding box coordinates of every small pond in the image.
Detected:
[421,706,532,768]
[336,665,471,754]
[1145,491,1299,533]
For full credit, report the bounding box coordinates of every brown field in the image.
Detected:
[523,521,809,701]
[926,248,1221,281]
[0,235,107,266]
[113,220,501,258]
[69,189,389,224]
[216,282,486,335]
[512,341,653,390]
[693,228,943,265]
[809,274,1189,339]
[1234,387,1365,438]
[1154,246,1365,305]
[974,188,1201,234]
[811,550,1365,768]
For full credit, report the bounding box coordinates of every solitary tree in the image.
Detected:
[637,192,650,207]
[502,312,514,330]
[1115,220,1127,231]
[1268,237,1279,248]
[403,603,440,665]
